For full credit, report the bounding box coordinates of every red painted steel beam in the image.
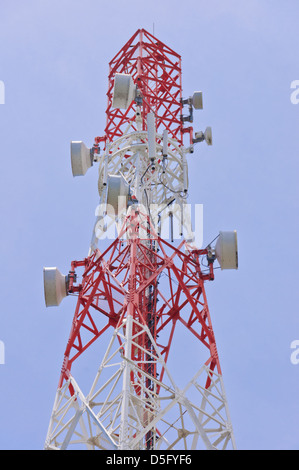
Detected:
[99,28,190,147]
[58,211,220,396]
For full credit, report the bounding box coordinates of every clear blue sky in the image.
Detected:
[0,0,299,450]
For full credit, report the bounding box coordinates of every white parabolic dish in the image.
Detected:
[215,230,238,270]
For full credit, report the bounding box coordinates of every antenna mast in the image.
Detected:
[43,29,238,451]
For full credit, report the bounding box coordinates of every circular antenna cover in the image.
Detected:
[112,73,136,110]
[106,174,130,216]
[71,141,92,176]
[215,231,238,270]
[192,91,203,109]
[204,127,212,145]
[43,267,68,307]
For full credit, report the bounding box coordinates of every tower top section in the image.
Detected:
[70,28,213,252]
[103,28,184,145]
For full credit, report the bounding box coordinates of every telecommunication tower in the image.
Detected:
[43,29,238,450]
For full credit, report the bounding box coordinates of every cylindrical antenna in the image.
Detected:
[162,129,168,156]
[169,211,174,242]
[162,129,168,174]
[103,143,110,186]
[182,153,188,193]
[147,112,156,169]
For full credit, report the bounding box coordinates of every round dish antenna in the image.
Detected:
[192,91,203,109]
[43,267,68,307]
[106,174,130,216]
[71,141,93,176]
[204,126,212,145]
[112,73,136,110]
[194,126,212,146]
[215,231,238,270]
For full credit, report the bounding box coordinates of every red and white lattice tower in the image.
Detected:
[43,29,238,451]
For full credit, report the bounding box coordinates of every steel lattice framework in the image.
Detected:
[44,29,237,451]
[103,29,183,144]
